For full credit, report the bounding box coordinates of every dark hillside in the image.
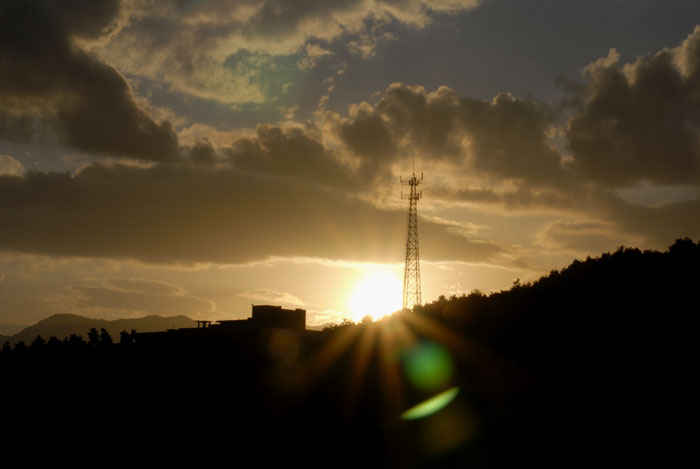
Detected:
[420,239,698,363]
[415,238,699,465]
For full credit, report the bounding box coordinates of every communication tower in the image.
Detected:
[401,161,423,310]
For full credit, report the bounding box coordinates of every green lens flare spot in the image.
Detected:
[403,341,453,391]
[401,387,460,420]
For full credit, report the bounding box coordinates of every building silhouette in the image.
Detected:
[134,304,311,344]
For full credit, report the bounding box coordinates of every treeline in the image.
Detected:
[1,327,136,355]
[416,237,698,363]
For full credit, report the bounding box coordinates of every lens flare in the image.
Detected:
[402,340,453,391]
[401,387,460,420]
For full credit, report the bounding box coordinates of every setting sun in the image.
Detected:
[346,269,403,321]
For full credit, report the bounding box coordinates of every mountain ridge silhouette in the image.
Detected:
[9,313,195,344]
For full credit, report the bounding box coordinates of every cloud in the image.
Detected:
[581,48,620,77]
[93,0,479,103]
[323,72,700,248]
[347,34,379,58]
[534,219,639,256]
[3,65,694,262]
[298,43,333,70]
[0,0,179,161]
[226,123,354,187]
[307,309,346,326]
[566,25,700,187]
[104,278,186,296]
[71,279,214,316]
[177,123,253,148]
[333,101,397,174]
[0,111,35,143]
[238,289,304,307]
[599,194,700,247]
[189,140,218,166]
[327,83,565,187]
[0,163,503,265]
[0,155,24,176]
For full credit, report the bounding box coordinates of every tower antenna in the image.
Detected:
[400,153,423,310]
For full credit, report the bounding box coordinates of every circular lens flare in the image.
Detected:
[403,340,453,391]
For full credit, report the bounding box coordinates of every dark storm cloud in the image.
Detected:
[0,0,178,161]
[566,26,700,187]
[0,164,502,264]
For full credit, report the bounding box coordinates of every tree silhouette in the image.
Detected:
[99,328,112,345]
[68,333,85,348]
[47,336,61,350]
[323,318,356,331]
[119,329,136,345]
[30,335,46,352]
[87,328,99,346]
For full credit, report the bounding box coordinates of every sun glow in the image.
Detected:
[346,269,403,321]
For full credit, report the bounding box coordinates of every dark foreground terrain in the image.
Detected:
[2,239,698,467]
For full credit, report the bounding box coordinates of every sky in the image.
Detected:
[1,0,700,327]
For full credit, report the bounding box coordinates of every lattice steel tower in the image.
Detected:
[401,167,423,310]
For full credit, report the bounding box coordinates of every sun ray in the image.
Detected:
[343,323,378,417]
[378,321,406,416]
[302,324,361,389]
[400,310,528,400]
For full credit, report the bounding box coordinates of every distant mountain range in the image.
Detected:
[6,313,196,344]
